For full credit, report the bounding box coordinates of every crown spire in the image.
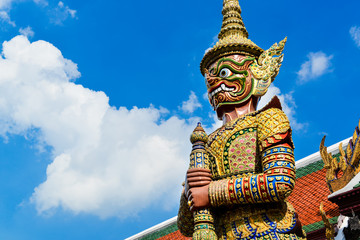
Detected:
[200,0,263,75]
[219,0,248,40]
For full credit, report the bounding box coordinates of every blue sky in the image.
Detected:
[0,0,359,239]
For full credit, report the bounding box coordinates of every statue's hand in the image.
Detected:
[185,168,212,198]
[187,185,210,211]
[185,168,211,211]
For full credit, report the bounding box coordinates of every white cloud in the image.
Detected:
[0,0,17,27]
[204,35,218,54]
[202,91,209,101]
[0,0,76,29]
[0,0,13,9]
[350,26,360,48]
[50,1,77,25]
[33,0,48,6]
[258,84,305,131]
[204,47,212,54]
[0,0,47,28]
[0,10,15,26]
[180,91,202,114]
[318,131,328,136]
[206,112,222,132]
[19,26,35,38]
[58,1,76,18]
[297,51,333,83]
[0,35,199,218]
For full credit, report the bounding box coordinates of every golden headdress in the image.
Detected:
[200,0,287,97]
[200,0,263,75]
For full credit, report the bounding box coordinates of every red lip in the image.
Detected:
[208,81,238,95]
[208,81,226,93]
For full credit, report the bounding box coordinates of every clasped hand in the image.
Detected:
[185,168,212,211]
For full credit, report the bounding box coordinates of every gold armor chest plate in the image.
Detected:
[206,115,261,179]
[206,108,291,179]
[225,128,258,173]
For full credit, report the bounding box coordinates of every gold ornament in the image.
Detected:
[320,119,360,192]
[320,202,335,240]
[250,37,287,97]
[189,123,218,239]
[200,0,287,99]
[200,0,263,75]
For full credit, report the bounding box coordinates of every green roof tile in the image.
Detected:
[140,223,178,240]
[302,216,338,233]
[296,153,341,179]
[296,160,324,179]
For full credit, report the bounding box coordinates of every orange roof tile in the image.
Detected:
[288,168,339,226]
[157,230,191,240]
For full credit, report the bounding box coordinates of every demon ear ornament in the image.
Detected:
[250,37,287,97]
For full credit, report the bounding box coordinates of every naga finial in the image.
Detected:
[320,119,360,192]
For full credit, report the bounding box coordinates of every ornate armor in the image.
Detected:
[178,99,306,239]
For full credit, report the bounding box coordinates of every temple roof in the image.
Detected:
[125,138,351,240]
[289,137,351,233]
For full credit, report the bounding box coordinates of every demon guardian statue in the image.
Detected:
[177,1,306,239]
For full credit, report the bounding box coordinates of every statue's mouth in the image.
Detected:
[209,83,235,98]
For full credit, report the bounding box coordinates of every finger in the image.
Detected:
[189,180,211,188]
[188,178,211,185]
[186,189,191,199]
[187,171,212,179]
[187,176,212,183]
[187,174,212,180]
[187,168,211,174]
[190,202,198,212]
[187,190,193,201]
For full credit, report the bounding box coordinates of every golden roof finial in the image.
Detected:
[200,0,263,75]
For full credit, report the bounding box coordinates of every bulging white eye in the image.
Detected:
[219,68,232,78]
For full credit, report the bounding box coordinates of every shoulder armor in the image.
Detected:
[257,107,290,144]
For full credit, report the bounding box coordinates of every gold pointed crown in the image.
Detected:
[200,0,264,75]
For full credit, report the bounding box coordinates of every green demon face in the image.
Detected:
[205,54,255,111]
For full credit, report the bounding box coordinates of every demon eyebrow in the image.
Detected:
[213,57,255,75]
